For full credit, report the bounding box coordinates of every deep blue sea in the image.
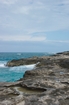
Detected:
[0,52,51,82]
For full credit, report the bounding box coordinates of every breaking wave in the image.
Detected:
[0,61,7,68]
[9,62,40,73]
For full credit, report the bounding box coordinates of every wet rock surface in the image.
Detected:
[1,51,69,105]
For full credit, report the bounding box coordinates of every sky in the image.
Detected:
[0,0,69,53]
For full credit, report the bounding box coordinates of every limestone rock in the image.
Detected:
[1,51,69,105]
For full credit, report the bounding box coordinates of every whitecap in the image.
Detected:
[17,53,21,56]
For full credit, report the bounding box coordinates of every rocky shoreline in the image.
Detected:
[0,51,69,105]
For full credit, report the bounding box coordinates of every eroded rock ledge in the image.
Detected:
[1,51,69,105]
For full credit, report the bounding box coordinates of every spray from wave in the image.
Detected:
[9,62,40,73]
[0,61,7,68]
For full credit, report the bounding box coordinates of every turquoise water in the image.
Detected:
[0,52,51,82]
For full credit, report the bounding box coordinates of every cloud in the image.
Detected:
[14,6,32,15]
[12,0,69,32]
[13,1,45,15]
[46,40,69,43]
[0,35,46,42]
[0,0,17,5]
[0,34,69,44]
[0,0,69,34]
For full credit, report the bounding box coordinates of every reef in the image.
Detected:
[0,51,69,105]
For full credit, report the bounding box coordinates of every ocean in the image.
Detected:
[0,52,51,82]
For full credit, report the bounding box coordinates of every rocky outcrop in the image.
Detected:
[6,51,69,68]
[6,57,41,67]
[1,51,69,105]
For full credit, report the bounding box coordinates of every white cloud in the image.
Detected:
[46,40,69,43]
[0,35,46,42]
[14,6,32,15]
[0,0,17,5]
[0,0,69,34]
[31,36,46,41]
[12,0,69,32]
[1,34,69,43]
[13,1,45,15]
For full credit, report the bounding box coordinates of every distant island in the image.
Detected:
[0,51,69,105]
